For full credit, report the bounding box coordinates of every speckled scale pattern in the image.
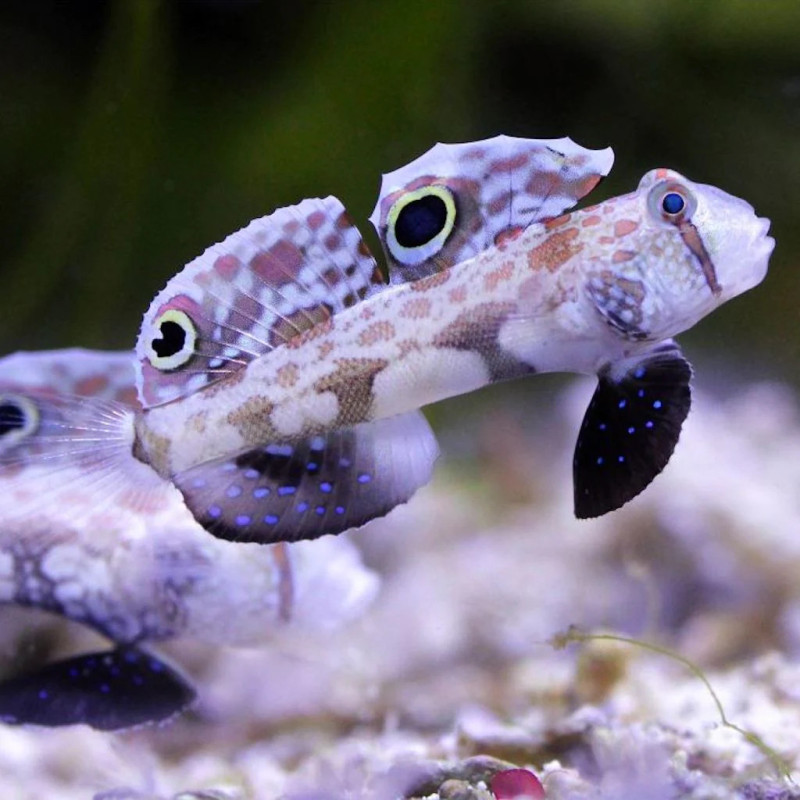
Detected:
[136,196,385,407]
[369,135,614,283]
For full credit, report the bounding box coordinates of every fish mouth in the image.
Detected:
[754,216,775,260]
[743,216,774,290]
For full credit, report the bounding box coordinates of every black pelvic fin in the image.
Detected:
[573,341,692,519]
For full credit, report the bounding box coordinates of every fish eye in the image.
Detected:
[0,394,39,449]
[386,185,457,265]
[648,182,696,225]
[146,308,197,371]
[661,192,685,216]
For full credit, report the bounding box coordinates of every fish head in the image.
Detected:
[584,169,774,344]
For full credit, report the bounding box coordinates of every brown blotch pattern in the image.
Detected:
[448,284,468,304]
[399,297,433,319]
[227,396,277,440]
[614,219,639,238]
[432,301,532,381]
[307,210,326,231]
[483,261,515,292]
[251,241,303,286]
[581,214,602,228]
[396,339,423,359]
[358,321,396,347]
[75,375,109,397]
[273,308,333,349]
[220,292,263,347]
[527,228,583,273]
[544,213,572,231]
[276,363,300,388]
[313,358,389,424]
[612,250,636,263]
[317,341,335,360]
[189,411,208,434]
[410,270,451,292]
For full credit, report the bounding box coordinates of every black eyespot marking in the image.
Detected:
[0,402,26,437]
[152,320,187,359]
[395,194,450,248]
[0,394,39,447]
[145,308,197,371]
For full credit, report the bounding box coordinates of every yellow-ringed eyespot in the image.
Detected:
[0,394,39,449]
[385,184,457,265]
[648,181,696,225]
[146,308,197,371]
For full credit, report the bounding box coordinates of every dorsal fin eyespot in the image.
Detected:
[0,394,39,448]
[370,135,614,285]
[135,197,384,409]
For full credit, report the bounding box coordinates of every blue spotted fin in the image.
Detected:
[0,647,195,730]
[369,134,614,284]
[136,196,385,408]
[573,341,692,518]
[173,410,439,544]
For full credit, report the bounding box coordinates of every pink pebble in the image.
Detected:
[490,768,545,799]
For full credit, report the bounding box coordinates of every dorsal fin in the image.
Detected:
[369,134,614,284]
[0,348,139,408]
[135,196,385,408]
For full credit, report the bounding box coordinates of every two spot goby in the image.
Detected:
[134,140,772,539]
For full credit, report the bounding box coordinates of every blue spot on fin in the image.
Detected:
[573,340,692,519]
[0,647,195,731]
[174,410,439,545]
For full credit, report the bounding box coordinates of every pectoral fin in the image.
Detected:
[573,341,692,519]
[0,647,195,730]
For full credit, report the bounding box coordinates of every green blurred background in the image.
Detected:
[1,0,798,384]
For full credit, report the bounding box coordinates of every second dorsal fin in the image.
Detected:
[369,135,614,284]
[135,196,385,408]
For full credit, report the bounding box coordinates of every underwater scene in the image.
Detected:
[1,2,800,798]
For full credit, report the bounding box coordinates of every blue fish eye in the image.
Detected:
[661,191,685,216]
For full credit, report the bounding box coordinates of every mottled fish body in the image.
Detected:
[137,171,771,474]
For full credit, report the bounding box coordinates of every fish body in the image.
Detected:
[132,147,771,537]
[137,169,771,476]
